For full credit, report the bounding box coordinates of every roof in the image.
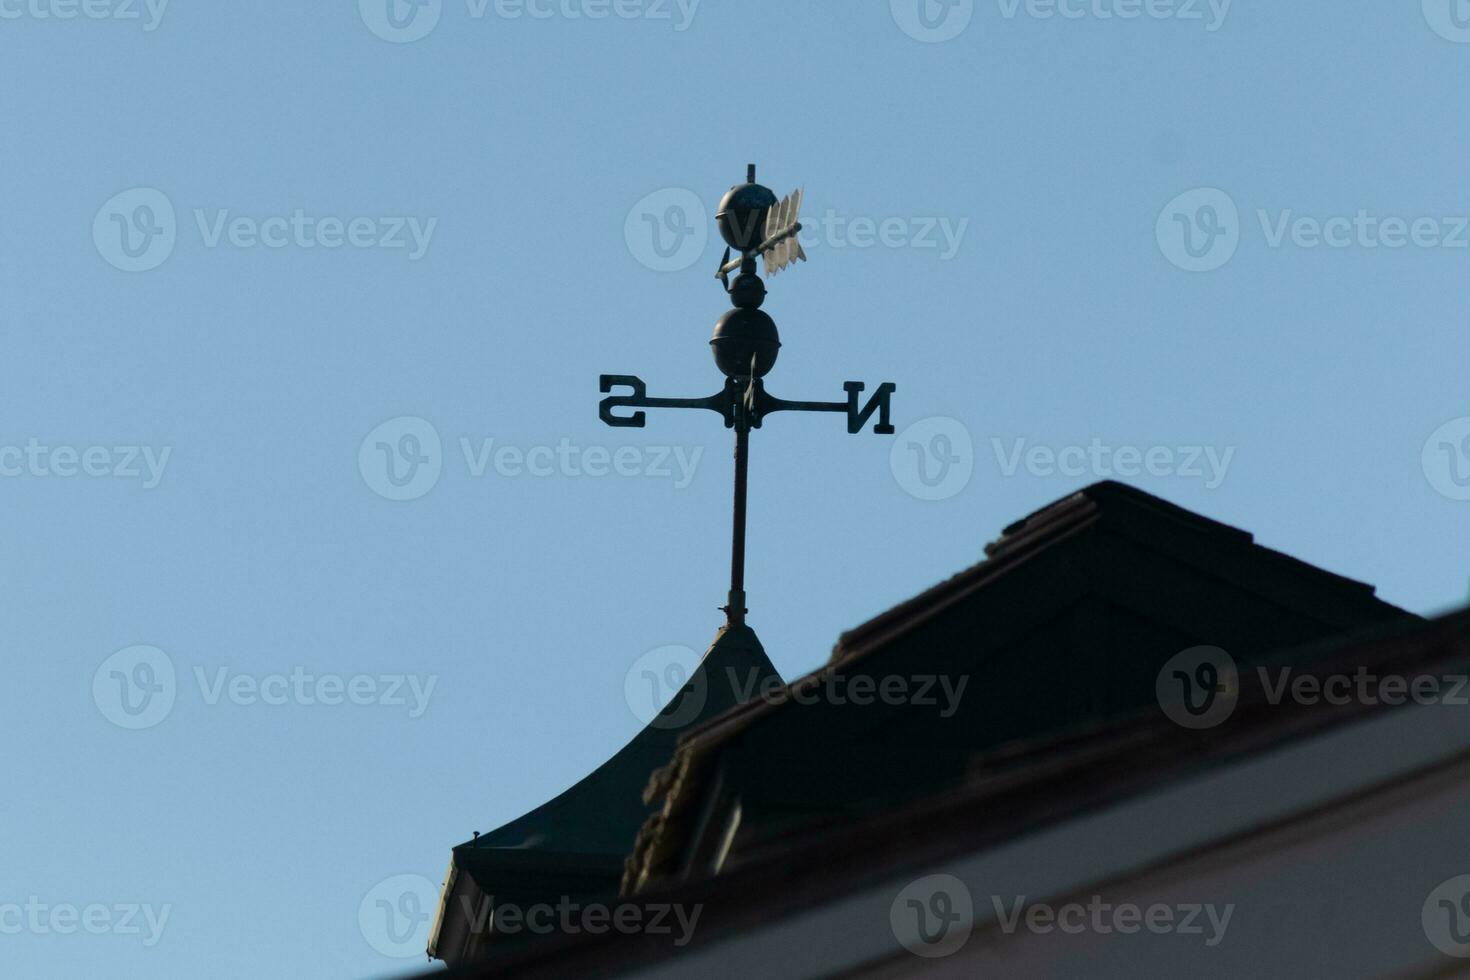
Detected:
[428,623,779,960]
[836,480,1389,660]
[622,481,1411,893]
[442,605,1470,979]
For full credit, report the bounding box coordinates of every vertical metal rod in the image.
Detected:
[726,423,750,626]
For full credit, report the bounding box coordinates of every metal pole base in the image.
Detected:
[723,590,748,627]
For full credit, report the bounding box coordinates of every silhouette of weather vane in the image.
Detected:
[600,164,896,627]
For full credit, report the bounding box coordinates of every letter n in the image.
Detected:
[844,382,896,434]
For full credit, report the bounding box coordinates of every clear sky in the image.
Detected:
[4,2,1469,977]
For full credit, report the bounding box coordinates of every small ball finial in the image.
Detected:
[729,272,765,310]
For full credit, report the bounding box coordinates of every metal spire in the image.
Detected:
[599,164,896,627]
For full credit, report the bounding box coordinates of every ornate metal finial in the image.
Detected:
[600,165,896,627]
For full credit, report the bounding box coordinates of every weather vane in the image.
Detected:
[600,164,895,627]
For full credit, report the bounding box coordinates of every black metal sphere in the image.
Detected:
[710,308,780,378]
[728,272,766,310]
[716,182,778,252]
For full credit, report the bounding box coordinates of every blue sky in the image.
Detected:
[3,2,1470,977]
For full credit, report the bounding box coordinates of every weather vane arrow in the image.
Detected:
[599,164,896,627]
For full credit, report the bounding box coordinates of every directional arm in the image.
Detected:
[599,375,738,428]
[599,375,896,434]
[756,381,897,434]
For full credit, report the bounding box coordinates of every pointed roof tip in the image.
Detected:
[700,621,777,682]
[703,620,765,655]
